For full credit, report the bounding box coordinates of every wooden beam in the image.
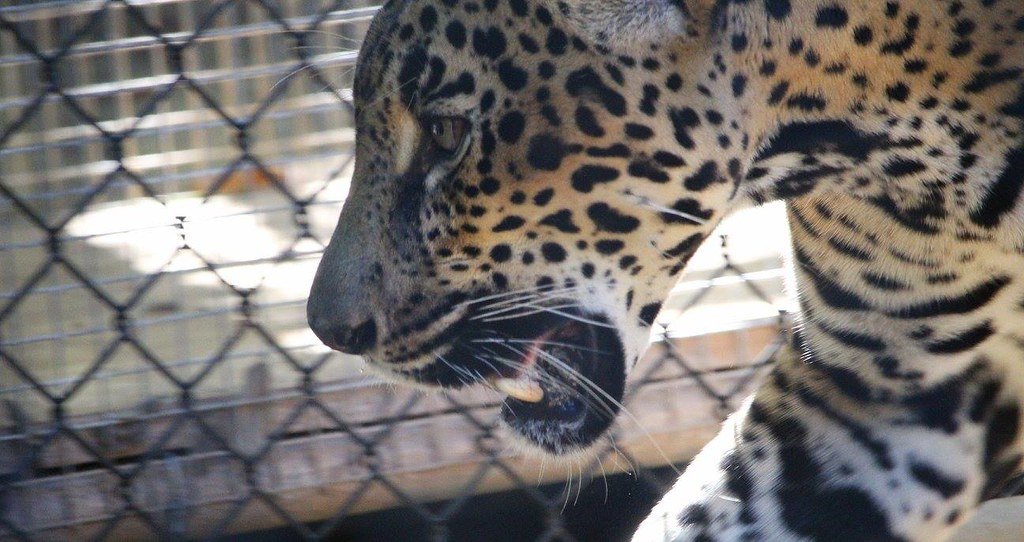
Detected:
[3,367,760,539]
[1,324,784,472]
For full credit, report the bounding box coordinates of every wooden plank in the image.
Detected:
[2,367,763,539]
[0,323,783,474]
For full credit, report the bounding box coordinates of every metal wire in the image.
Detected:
[0,1,926,541]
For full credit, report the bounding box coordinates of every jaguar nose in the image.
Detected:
[308,312,378,355]
[307,176,384,355]
[306,265,379,355]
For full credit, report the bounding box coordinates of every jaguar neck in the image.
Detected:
[715,0,1024,228]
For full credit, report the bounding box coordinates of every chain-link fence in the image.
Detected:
[0,1,794,540]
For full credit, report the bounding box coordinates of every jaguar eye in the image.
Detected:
[426,116,469,154]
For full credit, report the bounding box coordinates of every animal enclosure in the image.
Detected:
[0,1,1020,541]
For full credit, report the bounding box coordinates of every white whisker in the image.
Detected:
[522,346,682,477]
[471,337,608,355]
[472,284,583,313]
[621,189,709,225]
[462,283,562,307]
[498,344,619,419]
[563,462,573,512]
[473,301,580,322]
[269,63,316,95]
[598,456,610,504]
[298,29,366,46]
[574,458,584,506]
[476,304,616,329]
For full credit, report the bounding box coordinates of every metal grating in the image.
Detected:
[0,1,797,540]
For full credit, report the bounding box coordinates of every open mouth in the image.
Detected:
[404,306,627,455]
[492,314,626,455]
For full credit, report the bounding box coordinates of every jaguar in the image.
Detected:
[307,0,1024,539]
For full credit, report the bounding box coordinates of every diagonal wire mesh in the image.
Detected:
[0,1,941,540]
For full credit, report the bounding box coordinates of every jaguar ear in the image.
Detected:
[554,0,692,48]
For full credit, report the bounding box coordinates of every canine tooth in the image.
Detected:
[492,377,544,403]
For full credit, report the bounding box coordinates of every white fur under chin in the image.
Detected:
[500,421,606,463]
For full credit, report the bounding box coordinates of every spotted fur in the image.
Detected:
[308,0,1024,539]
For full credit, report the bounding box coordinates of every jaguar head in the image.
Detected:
[308,0,749,455]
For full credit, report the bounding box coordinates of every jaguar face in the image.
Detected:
[308,0,747,455]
